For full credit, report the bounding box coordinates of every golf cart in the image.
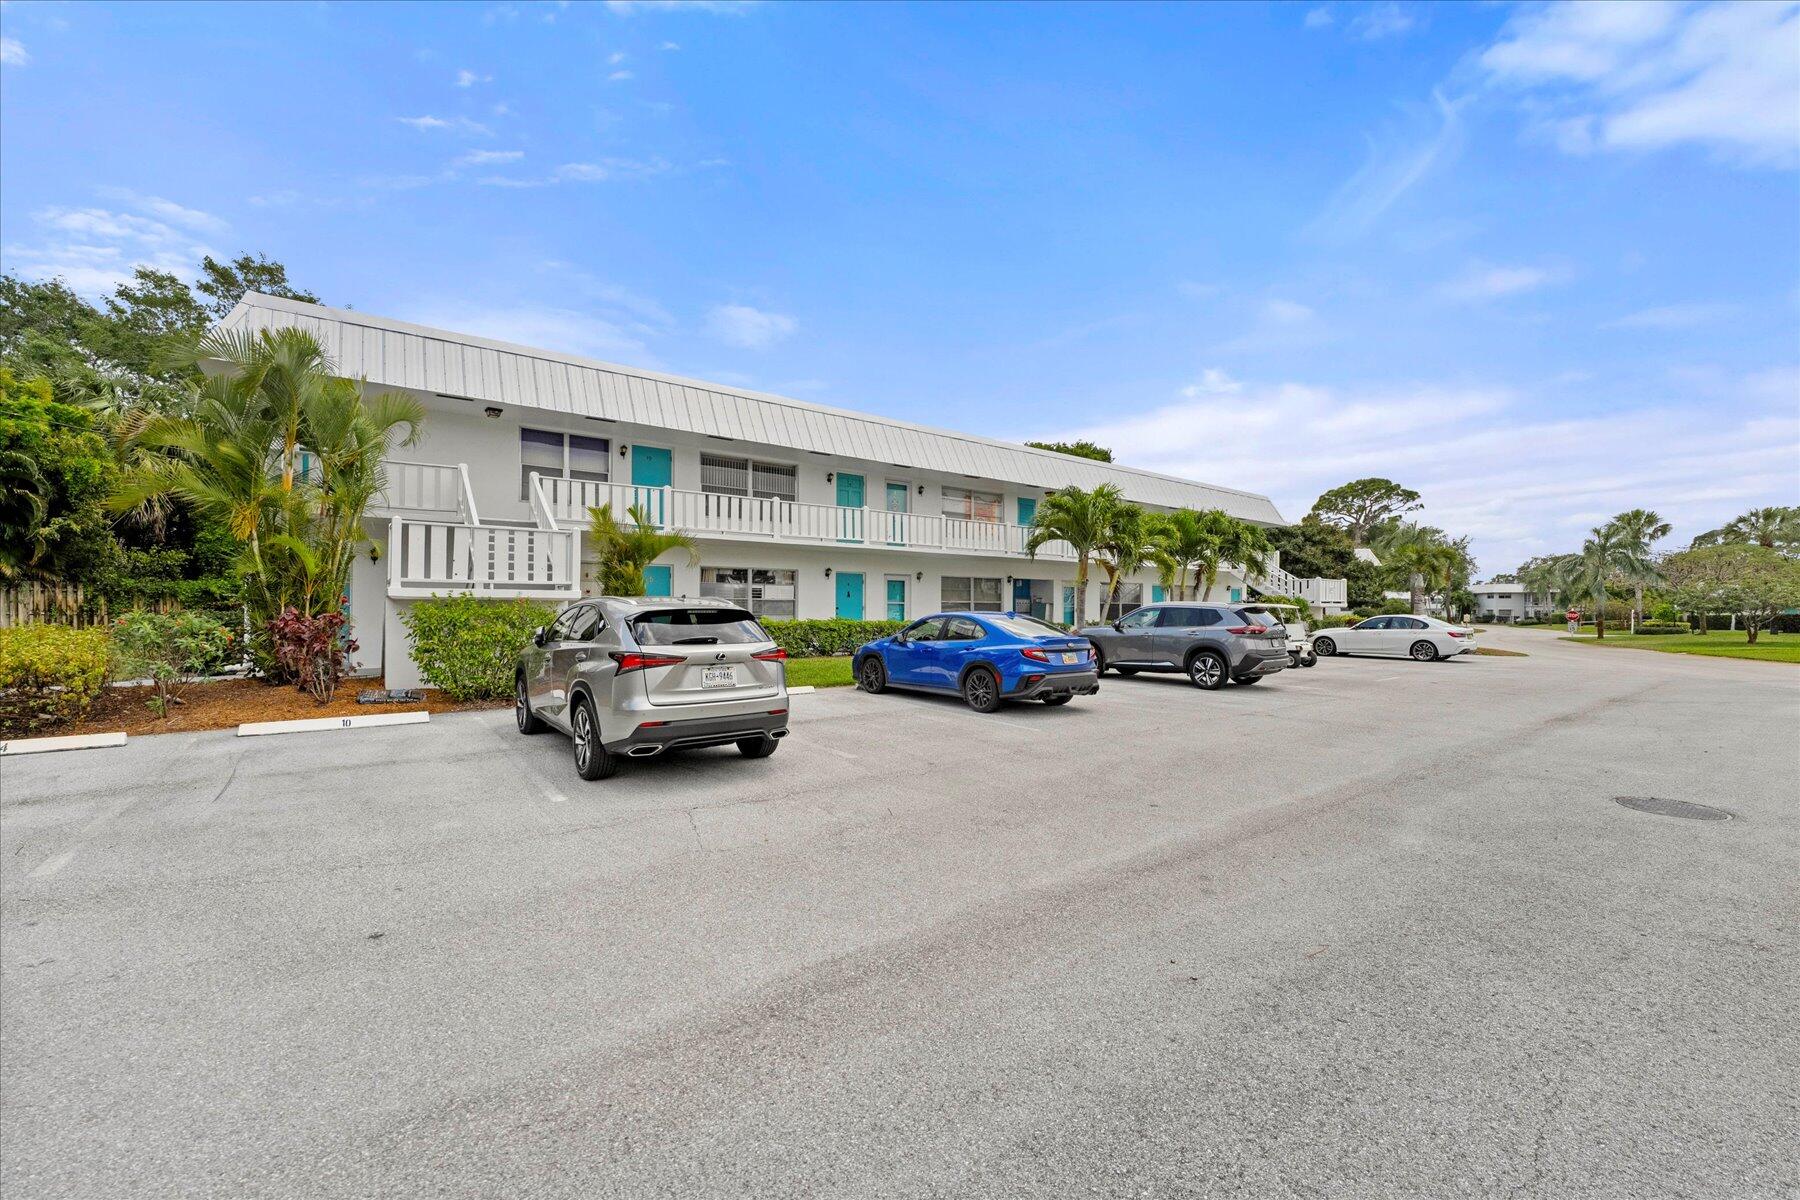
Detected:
[1240,601,1317,669]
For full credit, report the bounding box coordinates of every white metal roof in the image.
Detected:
[220,293,1287,523]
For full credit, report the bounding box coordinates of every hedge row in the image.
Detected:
[0,624,112,737]
[760,618,909,657]
[1634,621,1690,636]
[400,596,559,701]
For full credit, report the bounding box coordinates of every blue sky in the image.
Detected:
[3,0,1797,574]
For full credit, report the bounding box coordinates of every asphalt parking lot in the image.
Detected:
[3,627,1797,1199]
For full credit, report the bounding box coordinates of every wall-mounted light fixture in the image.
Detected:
[619,445,630,458]
[917,485,926,496]
[915,571,924,581]
[826,472,835,483]
[483,406,502,419]
[824,567,834,578]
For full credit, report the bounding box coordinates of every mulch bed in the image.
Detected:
[68,676,507,738]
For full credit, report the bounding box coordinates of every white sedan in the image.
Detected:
[1311,615,1475,662]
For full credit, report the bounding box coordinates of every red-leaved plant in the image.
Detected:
[267,608,358,704]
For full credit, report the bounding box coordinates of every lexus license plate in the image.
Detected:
[701,665,736,688]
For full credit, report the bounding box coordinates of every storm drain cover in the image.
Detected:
[1613,796,1736,822]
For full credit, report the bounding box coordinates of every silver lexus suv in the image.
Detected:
[1079,602,1289,689]
[515,597,790,780]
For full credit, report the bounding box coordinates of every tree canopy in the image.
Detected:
[1025,439,1113,463]
[1306,477,1421,547]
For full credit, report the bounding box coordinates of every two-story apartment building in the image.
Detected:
[219,294,1346,689]
[1472,580,1559,623]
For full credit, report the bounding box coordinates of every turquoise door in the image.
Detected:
[1013,579,1032,611]
[630,445,671,525]
[643,564,672,597]
[836,572,864,620]
[1017,497,1037,526]
[1152,585,1165,603]
[836,473,864,542]
[884,481,908,545]
[1229,586,1243,603]
[1062,586,1076,626]
[885,577,906,621]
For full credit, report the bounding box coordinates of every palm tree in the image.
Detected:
[1149,509,1207,601]
[587,503,698,596]
[1094,504,1158,620]
[1374,522,1459,616]
[1026,484,1122,626]
[1179,509,1275,602]
[1693,506,1800,552]
[1607,508,1671,630]
[1555,524,1648,640]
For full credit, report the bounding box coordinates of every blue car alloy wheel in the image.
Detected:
[852,611,1100,712]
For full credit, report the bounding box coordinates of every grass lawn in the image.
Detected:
[785,656,857,688]
[1558,630,1800,663]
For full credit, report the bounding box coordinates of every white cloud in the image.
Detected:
[396,114,493,136]
[456,148,525,166]
[1303,8,1332,31]
[455,69,493,87]
[607,51,628,65]
[1348,2,1415,41]
[1,36,28,66]
[1262,298,1315,324]
[1043,365,1800,574]
[1438,263,1563,302]
[707,303,796,349]
[1304,89,1464,239]
[661,40,681,50]
[2,194,227,297]
[1605,302,1740,330]
[1480,0,1800,168]
[608,69,634,82]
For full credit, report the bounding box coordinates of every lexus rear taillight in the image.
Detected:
[752,647,789,661]
[609,651,685,673]
[1226,625,1268,636]
[1021,647,1050,662]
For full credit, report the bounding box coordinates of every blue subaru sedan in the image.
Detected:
[852,611,1100,712]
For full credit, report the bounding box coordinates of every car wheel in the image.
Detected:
[1043,693,1073,706]
[961,667,1002,713]
[736,736,779,758]
[1187,651,1227,691]
[858,656,888,694]
[1313,636,1338,657]
[515,675,545,734]
[1287,651,1300,669]
[1410,640,1440,662]
[570,696,619,781]
[1093,649,1108,674]
[1299,653,1317,668]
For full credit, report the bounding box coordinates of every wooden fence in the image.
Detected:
[0,583,107,628]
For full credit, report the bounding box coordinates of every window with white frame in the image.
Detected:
[941,575,1004,612]
[941,485,1003,523]
[700,566,798,618]
[700,453,797,502]
[520,428,609,500]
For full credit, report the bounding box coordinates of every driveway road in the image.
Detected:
[2,627,1796,1198]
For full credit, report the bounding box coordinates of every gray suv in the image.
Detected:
[515,597,789,780]
[1080,603,1289,690]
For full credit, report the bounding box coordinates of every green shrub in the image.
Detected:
[1649,601,1681,623]
[760,618,909,657]
[1378,599,1414,615]
[400,595,558,700]
[0,624,111,737]
[112,609,236,717]
[1635,621,1690,636]
[1313,613,1364,629]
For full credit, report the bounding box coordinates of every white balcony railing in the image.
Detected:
[532,475,1079,561]
[385,515,579,599]
[375,460,481,524]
